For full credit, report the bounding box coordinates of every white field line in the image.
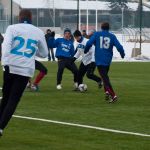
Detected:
[13,115,150,137]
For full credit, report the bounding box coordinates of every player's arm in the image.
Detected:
[84,33,96,54]
[70,43,75,57]
[74,44,82,60]
[1,26,13,64]
[53,38,59,48]
[113,35,125,58]
[36,32,48,58]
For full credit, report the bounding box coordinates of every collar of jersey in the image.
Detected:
[20,19,32,24]
[78,36,83,43]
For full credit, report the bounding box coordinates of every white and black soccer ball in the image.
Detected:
[78,84,87,92]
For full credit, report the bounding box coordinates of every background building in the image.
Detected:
[0,0,150,33]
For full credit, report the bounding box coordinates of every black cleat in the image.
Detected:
[109,96,118,103]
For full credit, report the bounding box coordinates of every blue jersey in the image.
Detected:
[85,30,125,66]
[54,38,75,58]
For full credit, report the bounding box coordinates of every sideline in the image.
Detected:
[13,115,150,137]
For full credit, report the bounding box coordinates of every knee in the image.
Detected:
[41,68,48,75]
[86,72,92,79]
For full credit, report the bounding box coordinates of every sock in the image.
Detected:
[105,87,116,98]
[0,129,3,136]
[33,72,46,86]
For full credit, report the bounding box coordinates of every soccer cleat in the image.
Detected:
[26,82,31,89]
[0,129,3,136]
[105,92,110,101]
[74,82,78,88]
[97,81,103,89]
[30,84,39,91]
[74,82,78,91]
[109,95,118,103]
[56,84,62,90]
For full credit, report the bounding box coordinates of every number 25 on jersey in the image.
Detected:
[11,36,38,58]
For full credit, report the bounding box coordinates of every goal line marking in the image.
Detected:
[13,115,150,137]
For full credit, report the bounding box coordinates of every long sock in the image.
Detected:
[33,72,46,86]
[105,87,116,98]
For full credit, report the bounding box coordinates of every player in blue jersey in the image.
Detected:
[85,22,125,103]
[54,28,78,90]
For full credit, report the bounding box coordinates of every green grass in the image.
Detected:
[0,62,150,150]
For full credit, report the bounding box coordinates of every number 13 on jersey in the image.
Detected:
[100,36,110,49]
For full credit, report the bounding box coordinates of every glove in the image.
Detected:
[71,57,76,63]
[121,52,125,59]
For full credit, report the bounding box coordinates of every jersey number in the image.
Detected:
[100,37,110,49]
[11,36,38,58]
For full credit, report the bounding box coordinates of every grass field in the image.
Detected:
[0,62,150,150]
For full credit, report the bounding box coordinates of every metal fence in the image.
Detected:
[0,0,150,34]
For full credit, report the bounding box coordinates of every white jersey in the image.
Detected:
[74,37,95,66]
[2,23,48,77]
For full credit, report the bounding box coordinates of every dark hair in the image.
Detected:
[73,30,82,37]
[101,22,110,30]
[51,31,55,37]
[64,28,71,34]
[47,29,51,33]
[19,9,32,23]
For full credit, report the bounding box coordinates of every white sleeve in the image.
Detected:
[74,47,81,59]
[36,31,48,58]
[1,26,13,65]
[90,45,95,62]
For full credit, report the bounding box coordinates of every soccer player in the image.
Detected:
[73,30,102,88]
[85,22,125,103]
[45,29,55,61]
[0,9,48,136]
[54,28,78,90]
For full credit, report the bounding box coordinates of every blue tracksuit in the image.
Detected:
[54,38,75,58]
[85,30,125,66]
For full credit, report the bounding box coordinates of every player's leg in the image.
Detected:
[50,48,55,61]
[56,59,65,89]
[78,62,87,85]
[86,62,102,88]
[0,73,29,135]
[0,66,13,120]
[48,48,51,61]
[97,65,117,103]
[66,59,78,89]
[31,60,48,91]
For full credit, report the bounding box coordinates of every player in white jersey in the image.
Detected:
[73,30,102,89]
[0,9,48,136]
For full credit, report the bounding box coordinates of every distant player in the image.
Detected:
[45,29,55,61]
[0,9,48,136]
[73,30,102,89]
[54,28,78,90]
[85,22,125,103]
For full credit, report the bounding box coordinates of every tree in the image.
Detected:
[106,0,128,11]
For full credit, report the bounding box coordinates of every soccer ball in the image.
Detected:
[78,84,87,92]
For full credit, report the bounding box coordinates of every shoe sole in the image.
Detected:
[109,97,118,103]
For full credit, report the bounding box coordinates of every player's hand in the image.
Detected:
[73,57,77,62]
[121,52,125,59]
[70,57,76,63]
